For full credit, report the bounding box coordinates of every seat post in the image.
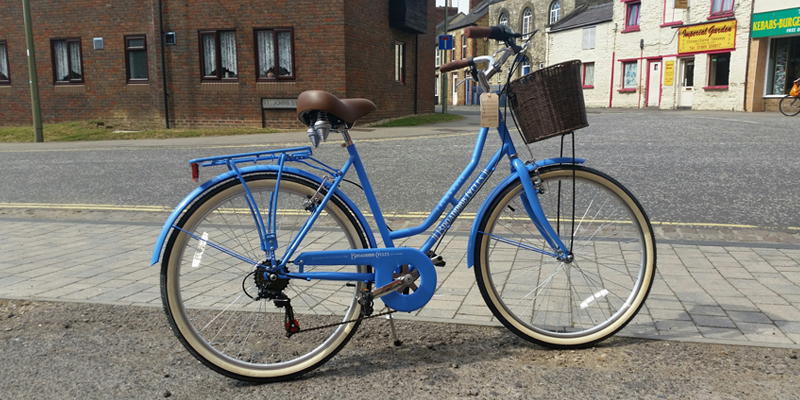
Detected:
[341,129,354,146]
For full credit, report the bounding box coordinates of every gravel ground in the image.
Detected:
[1,299,799,400]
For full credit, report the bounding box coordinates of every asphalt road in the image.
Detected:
[0,109,798,229]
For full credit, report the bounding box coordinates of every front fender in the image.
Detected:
[466,157,585,269]
[151,165,376,265]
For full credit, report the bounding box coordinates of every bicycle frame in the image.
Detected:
[158,111,575,269]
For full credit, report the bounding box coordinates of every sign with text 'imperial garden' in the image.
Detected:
[678,20,737,54]
[752,8,800,38]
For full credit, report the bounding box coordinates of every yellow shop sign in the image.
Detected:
[678,20,737,54]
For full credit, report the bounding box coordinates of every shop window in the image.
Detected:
[583,62,595,88]
[51,38,83,84]
[623,1,641,33]
[395,42,405,83]
[125,36,148,82]
[522,8,532,34]
[255,28,294,81]
[706,53,730,88]
[622,61,637,90]
[710,0,734,18]
[200,30,238,80]
[0,40,8,84]
[582,27,596,50]
[549,1,561,25]
[767,37,800,95]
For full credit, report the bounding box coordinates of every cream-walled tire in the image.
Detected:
[161,173,369,382]
[473,165,655,348]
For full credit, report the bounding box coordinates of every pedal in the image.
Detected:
[357,290,374,317]
[426,250,446,267]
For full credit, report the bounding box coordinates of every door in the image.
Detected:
[452,73,458,106]
[678,58,694,108]
[647,61,661,107]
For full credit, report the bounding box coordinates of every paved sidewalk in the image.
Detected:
[1,209,799,349]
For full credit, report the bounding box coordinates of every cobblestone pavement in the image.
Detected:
[1,207,799,349]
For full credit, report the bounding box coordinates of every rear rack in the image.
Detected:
[189,146,314,169]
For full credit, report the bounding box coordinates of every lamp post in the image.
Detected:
[22,0,43,142]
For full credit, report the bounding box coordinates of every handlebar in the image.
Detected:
[440,58,471,73]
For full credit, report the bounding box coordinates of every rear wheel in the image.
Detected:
[161,172,369,382]
[473,165,656,348]
[780,95,800,116]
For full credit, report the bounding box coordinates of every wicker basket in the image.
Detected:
[507,60,589,143]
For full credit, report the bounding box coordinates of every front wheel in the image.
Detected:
[473,165,656,348]
[161,172,370,382]
[780,95,800,116]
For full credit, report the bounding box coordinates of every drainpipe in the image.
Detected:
[414,34,419,114]
[158,0,170,128]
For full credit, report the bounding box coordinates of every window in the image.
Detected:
[549,1,561,25]
[51,38,83,83]
[435,45,440,67]
[624,2,641,32]
[0,40,8,84]
[663,0,683,25]
[461,34,466,59]
[582,27,596,50]
[711,0,734,17]
[522,56,531,75]
[767,37,800,95]
[199,30,238,80]
[395,42,404,83]
[522,8,532,35]
[125,36,148,82]
[583,62,595,87]
[499,12,508,26]
[255,28,294,80]
[622,61,637,89]
[435,76,439,97]
[707,53,730,87]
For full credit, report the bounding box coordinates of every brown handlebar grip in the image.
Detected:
[465,26,493,39]
[439,58,470,73]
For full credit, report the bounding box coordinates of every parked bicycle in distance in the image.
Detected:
[780,78,800,116]
[152,24,657,383]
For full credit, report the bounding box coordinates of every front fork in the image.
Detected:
[509,156,571,260]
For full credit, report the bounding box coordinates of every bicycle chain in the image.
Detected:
[290,309,396,335]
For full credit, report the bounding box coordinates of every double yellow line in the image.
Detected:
[1,202,795,230]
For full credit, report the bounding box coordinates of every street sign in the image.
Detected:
[438,35,454,50]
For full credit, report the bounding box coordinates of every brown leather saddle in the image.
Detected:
[296,90,377,128]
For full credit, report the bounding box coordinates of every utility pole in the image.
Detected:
[22,0,43,142]
[441,0,449,114]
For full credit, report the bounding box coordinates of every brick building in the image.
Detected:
[0,0,435,129]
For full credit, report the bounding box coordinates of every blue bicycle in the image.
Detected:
[153,25,656,382]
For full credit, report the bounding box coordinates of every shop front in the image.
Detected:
[746,6,800,112]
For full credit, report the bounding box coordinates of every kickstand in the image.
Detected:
[387,314,402,346]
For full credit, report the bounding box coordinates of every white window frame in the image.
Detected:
[395,42,405,83]
[549,1,561,25]
[522,8,532,35]
[582,27,596,50]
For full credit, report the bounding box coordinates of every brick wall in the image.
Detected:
[0,0,162,128]
[0,0,435,129]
